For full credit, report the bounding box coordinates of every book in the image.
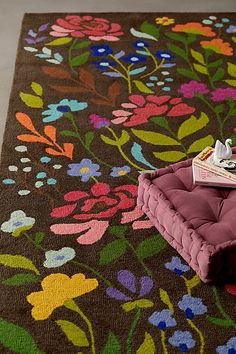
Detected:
[193,146,236,183]
[192,162,236,188]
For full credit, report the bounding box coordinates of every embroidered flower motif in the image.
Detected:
[111,95,195,127]
[67,159,101,182]
[93,59,116,69]
[132,40,149,48]
[1,210,35,237]
[110,166,131,177]
[27,273,98,320]
[43,247,76,268]
[165,256,190,276]
[42,99,88,123]
[216,337,236,354]
[155,17,175,26]
[211,88,236,101]
[225,284,236,296]
[179,80,209,98]
[148,309,176,330]
[89,114,111,128]
[200,38,233,56]
[172,22,216,37]
[155,51,174,61]
[122,54,146,64]
[50,15,124,41]
[168,331,196,352]
[178,295,207,319]
[120,207,154,230]
[227,25,236,33]
[106,270,154,311]
[90,44,113,56]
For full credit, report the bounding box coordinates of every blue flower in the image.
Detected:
[216,337,236,354]
[227,25,236,33]
[40,156,51,163]
[93,60,116,69]
[91,45,113,56]
[178,295,207,319]
[165,256,190,276]
[156,51,174,61]
[67,159,101,182]
[43,247,76,268]
[122,54,146,64]
[42,99,88,123]
[169,331,196,352]
[148,309,176,331]
[132,40,149,48]
[110,166,131,177]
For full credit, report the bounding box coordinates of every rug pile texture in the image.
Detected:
[0,12,236,354]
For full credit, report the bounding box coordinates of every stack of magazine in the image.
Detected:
[192,146,236,188]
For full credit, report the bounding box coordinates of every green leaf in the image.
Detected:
[150,116,169,129]
[227,62,236,78]
[136,234,167,260]
[193,63,208,75]
[0,254,40,275]
[136,332,155,354]
[0,317,44,354]
[232,37,236,43]
[84,131,94,149]
[31,82,43,96]
[224,79,236,87]
[1,273,38,286]
[212,68,225,82]
[131,129,180,146]
[214,104,225,113]
[206,315,233,327]
[177,112,209,140]
[99,239,127,265]
[72,40,91,49]
[70,51,90,67]
[186,275,201,290]
[46,37,73,45]
[140,21,160,39]
[19,93,43,108]
[102,332,120,354]
[60,130,79,138]
[34,232,45,245]
[164,32,187,43]
[56,320,89,347]
[133,80,154,94]
[167,43,187,60]
[177,68,199,80]
[153,151,186,162]
[187,135,214,154]
[159,288,174,314]
[190,49,205,65]
[109,225,127,238]
[208,59,223,68]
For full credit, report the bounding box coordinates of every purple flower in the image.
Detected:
[110,166,131,177]
[178,295,207,319]
[216,337,236,354]
[89,114,111,128]
[67,159,101,182]
[211,88,236,102]
[169,331,196,352]
[165,256,190,276]
[226,25,236,33]
[148,309,176,331]
[179,80,209,98]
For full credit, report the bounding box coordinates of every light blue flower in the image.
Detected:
[216,337,236,354]
[40,156,51,163]
[68,159,101,182]
[47,178,57,185]
[42,99,88,123]
[148,309,176,330]
[43,247,76,268]
[36,172,47,179]
[178,295,207,319]
[165,256,190,276]
[227,25,236,33]
[110,166,131,177]
[169,331,196,352]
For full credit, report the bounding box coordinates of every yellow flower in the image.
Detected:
[155,17,175,26]
[27,273,98,320]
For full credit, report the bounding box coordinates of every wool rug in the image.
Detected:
[0,12,236,354]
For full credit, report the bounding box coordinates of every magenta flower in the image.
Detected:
[179,80,209,98]
[211,88,236,102]
[89,114,111,128]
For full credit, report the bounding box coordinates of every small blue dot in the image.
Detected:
[2,178,15,185]
[40,156,51,163]
[36,172,47,179]
[47,178,57,185]
[214,23,224,28]
[146,83,155,87]
[162,87,171,91]
[165,78,173,82]
[149,76,158,81]
[221,17,230,23]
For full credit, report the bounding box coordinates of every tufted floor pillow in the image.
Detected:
[137,159,236,284]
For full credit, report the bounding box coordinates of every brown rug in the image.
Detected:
[0,12,236,354]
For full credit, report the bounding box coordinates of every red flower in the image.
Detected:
[225,284,236,296]
[50,15,123,41]
[111,95,196,127]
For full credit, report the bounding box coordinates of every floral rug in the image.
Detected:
[0,12,236,354]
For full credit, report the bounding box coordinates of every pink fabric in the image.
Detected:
[137,159,236,283]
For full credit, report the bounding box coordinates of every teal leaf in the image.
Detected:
[129,66,147,76]
[136,234,167,260]
[187,135,214,154]
[131,142,156,170]
[0,317,44,354]
[70,51,90,67]
[133,80,154,94]
[177,68,199,81]
[166,43,187,60]
[177,112,209,140]
[102,332,121,354]
[99,239,127,265]
[206,315,234,327]
[1,273,38,286]
[140,21,160,39]
[211,68,225,82]
[84,131,94,149]
[56,320,89,347]
[130,27,158,42]
[0,254,40,275]
[131,129,180,146]
[153,151,186,162]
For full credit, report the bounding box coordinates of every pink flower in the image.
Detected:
[179,80,209,98]
[50,15,123,41]
[211,88,236,102]
[111,95,196,127]
[121,207,154,230]
[89,114,111,128]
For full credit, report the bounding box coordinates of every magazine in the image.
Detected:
[192,162,236,188]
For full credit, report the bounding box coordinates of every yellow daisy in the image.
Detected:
[155,17,175,26]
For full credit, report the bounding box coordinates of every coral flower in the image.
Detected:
[200,38,233,56]
[155,17,175,26]
[172,22,216,37]
[27,273,98,320]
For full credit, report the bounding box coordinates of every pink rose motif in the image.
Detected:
[111,95,196,127]
[50,15,123,41]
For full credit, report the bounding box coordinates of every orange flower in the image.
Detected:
[155,17,175,26]
[172,22,216,37]
[200,38,233,56]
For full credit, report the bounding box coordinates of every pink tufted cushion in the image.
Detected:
[137,159,236,283]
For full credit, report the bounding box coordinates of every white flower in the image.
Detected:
[43,247,76,268]
[0,210,35,237]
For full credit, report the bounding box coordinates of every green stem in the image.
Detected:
[184,39,200,81]
[204,51,216,89]
[71,260,112,287]
[64,299,96,354]
[166,125,189,158]
[91,176,99,183]
[211,286,236,329]
[23,232,47,251]
[126,307,141,354]
[68,39,79,75]
[187,319,204,354]
[109,54,132,93]
[141,47,165,78]
[160,330,168,354]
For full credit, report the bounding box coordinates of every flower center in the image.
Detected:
[100,62,109,67]
[161,54,171,58]
[54,255,65,261]
[131,57,139,62]
[137,43,144,47]
[98,48,105,53]
[118,170,127,175]
[13,221,23,227]
[80,167,90,173]
[57,105,70,113]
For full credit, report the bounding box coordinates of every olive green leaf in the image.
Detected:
[56,320,89,347]
[232,37,236,43]
[206,316,234,327]
[186,275,201,290]
[122,299,153,312]
[227,62,236,78]
[1,273,38,286]
[193,63,208,75]
[0,254,40,274]
[31,82,43,96]
[101,130,129,146]
[187,135,214,154]
[208,59,223,68]
[159,288,174,314]
[133,80,154,94]
[19,93,43,108]
[177,112,209,140]
[46,37,73,45]
[153,151,186,162]
[102,332,121,354]
[190,49,205,65]
[99,239,127,265]
[136,234,167,260]
[224,79,236,87]
[131,129,180,146]
[136,332,156,354]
